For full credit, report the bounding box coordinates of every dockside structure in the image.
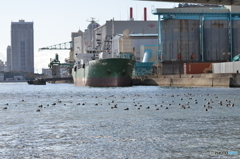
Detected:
[152,6,240,63]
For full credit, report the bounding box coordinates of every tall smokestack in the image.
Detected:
[130,7,133,21]
[144,7,147,21]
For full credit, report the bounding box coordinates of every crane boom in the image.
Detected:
[39,41,72,51]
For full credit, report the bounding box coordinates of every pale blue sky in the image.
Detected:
[0,0,175,73]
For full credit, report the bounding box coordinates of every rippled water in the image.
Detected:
[0,82,240,158]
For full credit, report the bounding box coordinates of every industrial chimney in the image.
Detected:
[130,7,134,21]
[144,7,147,21]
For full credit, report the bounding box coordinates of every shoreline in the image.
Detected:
[0,80,27,83]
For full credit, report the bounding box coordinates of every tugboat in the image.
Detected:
[28,78,46,85]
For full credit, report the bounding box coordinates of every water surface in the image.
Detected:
[0,83,239,158]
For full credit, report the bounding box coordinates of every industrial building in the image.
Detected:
[112,32,158,61]
[141,0,240,6]
[150,5,240,75]
[11,20,34,73]
[72,10,158,62]
[72,20,158,54]
[94,20,158,53]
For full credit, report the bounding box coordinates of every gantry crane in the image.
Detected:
[39,41,74,77]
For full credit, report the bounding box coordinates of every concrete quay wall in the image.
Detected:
[132,73,240,87]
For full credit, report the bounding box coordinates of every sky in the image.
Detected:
[0,0,175,73]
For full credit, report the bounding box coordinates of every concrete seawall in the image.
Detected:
[132,73,240,87]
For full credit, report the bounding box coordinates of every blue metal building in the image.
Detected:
[152,6,240,62]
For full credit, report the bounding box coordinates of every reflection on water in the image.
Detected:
[0,83,240,158]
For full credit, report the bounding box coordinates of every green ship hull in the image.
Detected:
[72,58,135,87]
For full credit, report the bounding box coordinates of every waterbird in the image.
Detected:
[181,105,186,109]
[3,107,7,109]
[36,109,40,112]
[124,108,129,110]
[165,107,168,109]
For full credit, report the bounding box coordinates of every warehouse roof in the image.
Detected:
[139,0,240,6]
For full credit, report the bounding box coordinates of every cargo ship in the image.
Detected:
[72,52,135,87]
[71,18,137,87]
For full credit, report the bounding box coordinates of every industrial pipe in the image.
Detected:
[142,49,152,62]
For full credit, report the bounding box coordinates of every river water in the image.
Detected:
[0,83,239,158]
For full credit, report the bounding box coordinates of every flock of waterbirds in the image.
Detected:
[1,93,237,113]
